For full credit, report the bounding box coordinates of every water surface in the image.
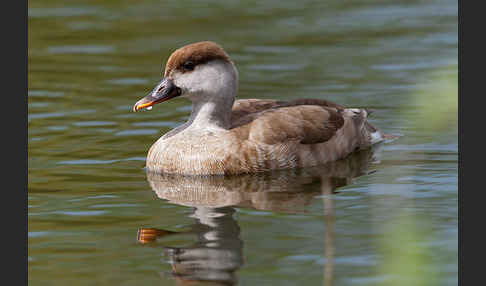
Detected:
[28,0,457,285]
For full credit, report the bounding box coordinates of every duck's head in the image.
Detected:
[133,41,238,112]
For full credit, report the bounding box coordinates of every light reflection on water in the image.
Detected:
[28,0,457,285]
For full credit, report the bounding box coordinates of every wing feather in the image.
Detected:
[231,99,345,145]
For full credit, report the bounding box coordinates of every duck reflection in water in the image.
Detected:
[139,207,242,285]
[137,146,381,285]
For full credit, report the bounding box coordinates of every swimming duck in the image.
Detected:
[133,41,386,175]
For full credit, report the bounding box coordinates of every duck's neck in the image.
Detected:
[188,95,235,130]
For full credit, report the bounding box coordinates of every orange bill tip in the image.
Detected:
[134,101,154,112]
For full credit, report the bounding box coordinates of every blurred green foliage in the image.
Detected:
[378,212,439,286]
[411,65,458,132]
[376,63,458,286]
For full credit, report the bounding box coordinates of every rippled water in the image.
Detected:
[29,0,457,285]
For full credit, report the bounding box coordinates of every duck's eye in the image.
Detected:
[182,61,195,71]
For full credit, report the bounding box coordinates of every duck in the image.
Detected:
[133,41,387,175]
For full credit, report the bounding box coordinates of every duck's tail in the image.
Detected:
[363,121,383,145]
[363,112,399,144]
[349,108,398,146]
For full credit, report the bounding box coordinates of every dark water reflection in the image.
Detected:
[138,148,377,285]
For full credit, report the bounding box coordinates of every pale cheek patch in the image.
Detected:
[173,62,230,97]
[174,72,200,95]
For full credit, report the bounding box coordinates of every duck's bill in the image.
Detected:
[133,77,181,112]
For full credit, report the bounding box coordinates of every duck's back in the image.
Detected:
[146,98,383,175]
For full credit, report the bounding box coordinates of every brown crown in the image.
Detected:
[164,41,231,77]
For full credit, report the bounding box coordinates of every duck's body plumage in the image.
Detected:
[133,41,385,175]
[146,98,382,175]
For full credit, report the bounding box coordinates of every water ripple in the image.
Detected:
[29,112,65,120]
[115,129,158,136]
[106,78,148,85]
[132,121,176,127]
[28,231,50,238]
[73,121,117,127]
[54,210,107,216]
[29,7,103,18]
[57,157,145,165]
[48,45,115,55]
[28,90,64,97]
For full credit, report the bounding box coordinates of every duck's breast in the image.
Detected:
[146,132,237,175]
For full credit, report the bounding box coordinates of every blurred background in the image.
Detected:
[28,0,457,285]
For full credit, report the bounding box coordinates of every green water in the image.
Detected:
[28,0,458,285]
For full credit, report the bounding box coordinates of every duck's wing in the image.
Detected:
[231,98,346,123]
[231,99,281,123]
[231,99,360,145]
